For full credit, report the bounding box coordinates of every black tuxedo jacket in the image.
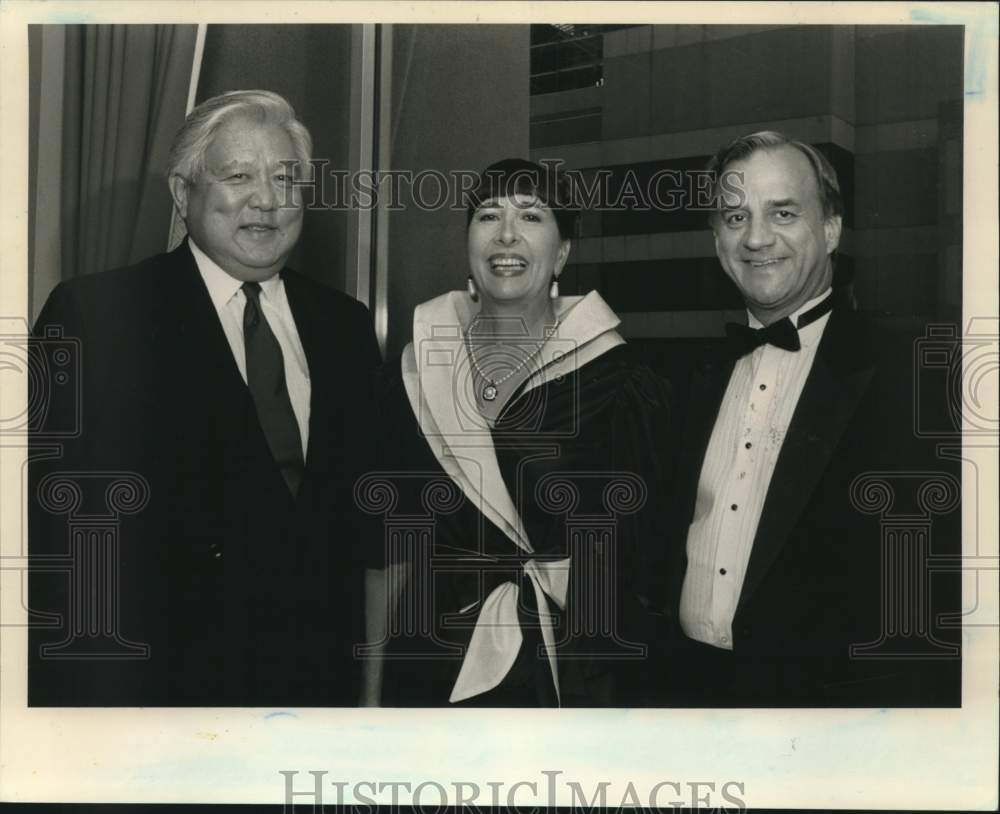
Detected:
[28,242,381,706]
[650,307,961,707]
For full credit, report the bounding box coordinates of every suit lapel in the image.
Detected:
[281,270,328,471]
[153,244,294,506]
[154,243,249,401]
[737,310,876,611]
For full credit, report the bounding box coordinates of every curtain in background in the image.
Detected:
[29,24,198,319]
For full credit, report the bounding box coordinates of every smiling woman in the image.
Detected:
[360,158,674,708]
[461,159,576,415]
[466,193,570,316]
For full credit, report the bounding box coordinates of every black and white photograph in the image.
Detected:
[0,1,996,810]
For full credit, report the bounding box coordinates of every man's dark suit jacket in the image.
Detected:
[649,305,961,707]
[28,242,381,706]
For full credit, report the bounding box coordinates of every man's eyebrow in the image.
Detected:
[766,198,800,208]
[212,160,251,174]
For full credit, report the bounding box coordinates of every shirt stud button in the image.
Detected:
[719,567,727,575]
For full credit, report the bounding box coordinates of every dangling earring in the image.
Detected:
[467,275,479,302]
[549,277,559,299]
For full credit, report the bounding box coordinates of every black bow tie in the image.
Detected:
[725,293,834,357]
[726,318,800,354]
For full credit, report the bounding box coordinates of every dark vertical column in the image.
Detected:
[384,25,529,359]
[196,25,354,293]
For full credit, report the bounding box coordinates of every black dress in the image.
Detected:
[366,344,672,707]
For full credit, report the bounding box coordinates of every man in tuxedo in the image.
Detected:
[654,131,961,706]
[29,90,380,706]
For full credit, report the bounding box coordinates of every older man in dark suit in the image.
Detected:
[29,90,380,706]
[651,131,961,707]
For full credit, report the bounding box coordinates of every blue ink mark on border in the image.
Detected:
[32,12,97,24]
[910,5,999,99]
[264,710,297,720]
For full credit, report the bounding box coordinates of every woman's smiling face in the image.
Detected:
[467,194,570,309]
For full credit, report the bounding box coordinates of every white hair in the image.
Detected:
[167,89,312,181]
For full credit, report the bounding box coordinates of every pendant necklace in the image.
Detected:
[464,314,559,402]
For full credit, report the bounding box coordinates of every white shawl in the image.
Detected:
[400,290,624,703]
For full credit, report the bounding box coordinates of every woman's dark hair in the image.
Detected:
[465,158,580,240]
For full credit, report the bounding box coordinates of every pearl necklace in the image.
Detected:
[464,314,560,401]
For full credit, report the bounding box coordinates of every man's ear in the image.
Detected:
[168,174,190,220]
[711,221,723,260]
[555,239,571,275]
[824,214,842,255]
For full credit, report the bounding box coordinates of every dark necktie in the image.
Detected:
[242,281,304,497]
[726,293,834,357]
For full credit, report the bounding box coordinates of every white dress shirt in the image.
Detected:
[679,289,833,650]
[188,239,311,458]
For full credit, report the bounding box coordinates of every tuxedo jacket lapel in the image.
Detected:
[737,310,877,611]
